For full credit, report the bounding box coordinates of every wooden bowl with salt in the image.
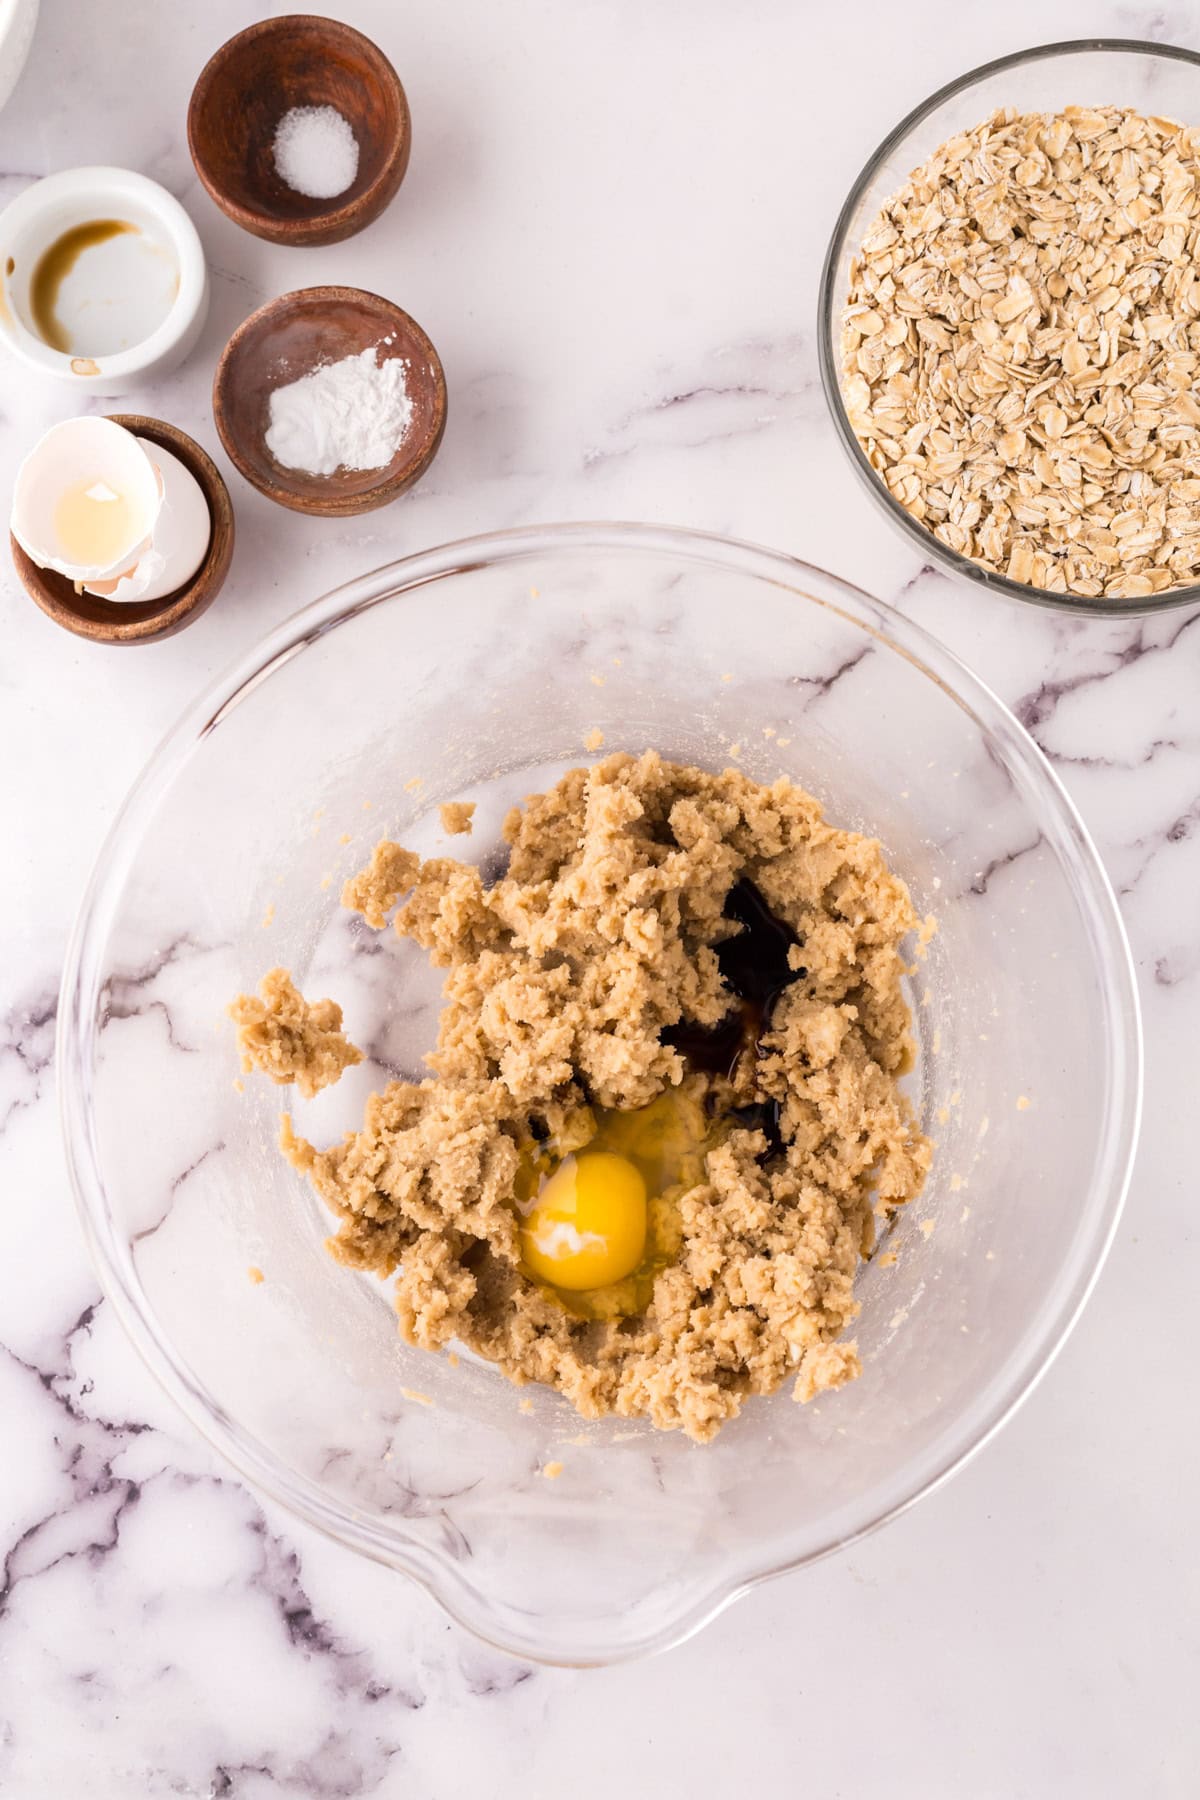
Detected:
[212,287,447,518]
[188,15,410,247]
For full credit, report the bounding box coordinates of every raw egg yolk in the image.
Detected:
[519,1150,647,1292]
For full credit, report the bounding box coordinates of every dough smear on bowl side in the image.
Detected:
[230,751,932,1443]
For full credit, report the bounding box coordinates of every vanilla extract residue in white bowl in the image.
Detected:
[0,167,209,391]
[28,217,179,357]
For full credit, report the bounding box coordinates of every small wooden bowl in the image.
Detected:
[10,416,235,645]
[188,15,410,247]
[213,286,447,517]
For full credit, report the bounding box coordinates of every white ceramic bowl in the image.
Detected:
[0,166,209,393]
[0,0,38,115]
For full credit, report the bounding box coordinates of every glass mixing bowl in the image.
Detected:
[59,523,1141,1664]
[818,38,1200,616]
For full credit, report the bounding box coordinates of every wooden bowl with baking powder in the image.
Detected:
[187,15,410,247]
[10,415,235,645]
[213,286,447,517]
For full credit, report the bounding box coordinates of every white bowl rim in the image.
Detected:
[0,0,39,115]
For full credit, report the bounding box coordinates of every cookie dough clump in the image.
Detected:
[439,800,475,835]
[232,752,931,1442]
[229,967,361,1099]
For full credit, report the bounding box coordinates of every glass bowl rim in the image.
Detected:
[817,36,1200,618]
[57,519,1144,1664]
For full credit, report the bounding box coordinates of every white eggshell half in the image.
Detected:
[85,440,211,602]
[10,416,161,581]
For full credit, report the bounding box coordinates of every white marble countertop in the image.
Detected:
[0,1,1196,1793]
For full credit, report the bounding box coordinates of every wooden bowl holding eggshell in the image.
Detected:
[187,14,410,247]
[10,416,235,645]
[213,286,447,517]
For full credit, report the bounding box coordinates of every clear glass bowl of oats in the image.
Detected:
[60,523,1140,1663]
[819,38,1200,614]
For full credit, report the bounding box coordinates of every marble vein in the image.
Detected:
[0,989,56,1134]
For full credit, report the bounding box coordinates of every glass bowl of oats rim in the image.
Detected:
[60,524,1141,1663]
[819,39,1200,616]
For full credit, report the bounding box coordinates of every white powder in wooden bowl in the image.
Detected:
[264,346,414,477]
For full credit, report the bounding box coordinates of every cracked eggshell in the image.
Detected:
[86,439,211,602]
[10,415,161,582]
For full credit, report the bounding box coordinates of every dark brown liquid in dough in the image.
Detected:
[664,878,807,1157]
